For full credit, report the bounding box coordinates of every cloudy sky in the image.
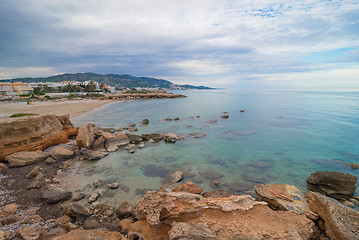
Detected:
[0,0,358,88]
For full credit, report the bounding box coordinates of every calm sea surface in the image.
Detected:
[66,89,359,205]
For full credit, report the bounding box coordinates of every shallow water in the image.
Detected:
[65,89,359,205]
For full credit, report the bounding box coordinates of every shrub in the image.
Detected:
[10,113,39,118]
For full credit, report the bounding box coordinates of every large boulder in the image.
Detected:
[51,147,74,161]
[105,132,129,151]
[76,123,95,149]
[131,184,314,239]
[0,115,77,161]
[51,229,126,240]
[306,171,357,198]
[163,133,179,143]
[141,133,164,142]
[254,183,318,220]
[5,150,50,167]
[306,191,359,240]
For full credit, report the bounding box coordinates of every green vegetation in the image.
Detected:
[19,94,31,97]
[86,93,104,98]
[10,113,39,118]
[124,90,151,94]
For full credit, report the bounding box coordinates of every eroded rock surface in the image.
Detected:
[52,229,126,240]
[5,151,50,167]
[76,123,95,148]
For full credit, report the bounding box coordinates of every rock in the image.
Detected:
[199,170,223,179]
[2,214,21,225]
[27,180,43,189]
[196,115,200,118]
[1,203,18,217]
[141,119,149,124]
[45,157,57,164]
[6,150,50,167]
[118,218,133,234]
[51,229,126,240]
[93,180,103,187]
[26,166,41,179]
[92,202,113,218]
[169,171,184,183]
[42,227,67,239]
[128,149,135,153]
[349,162,359,169]
[52,147,74,161]
[126,133,143,144]
[71,193,85,201]
[227,182,252,192]
[76,123,95,148]
[92,136,106,150]
[107,182,119,189]
[163,133,179,143]
[189,132,206,138]
[171,182,202,194]
[88,193,99,203]
[212,180,220,186]
[100,131,116,140]
[0,115,77,161]
[133,190,314,239]
[67,203,90,221]
[0,163,6,173]
[306,191,359,240]
[83,218,100,230]
[137,142,145,148]
[16,227,45,240]
[100,127,116,133]
[221,114,229,118]
[165,118,173,121]
[115,201,133,219]
[208,120,217,124]
[202,190,232,198]
[80,149,108,160]
[169,222,216,240]
[141,133,164,142]
[128,123,136,127]
[254,183,318,220]
[124,144,136,150]
[173,117,180,121]
[21,214,42,224]
[128,127,138,132]
[41,187,72,204]
[105,132,129,151]
[306,171,357,197]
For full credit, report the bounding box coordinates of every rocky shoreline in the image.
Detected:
[0,115,358,239]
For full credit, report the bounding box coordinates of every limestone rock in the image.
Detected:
[306,191,359,240]
[83,219,100,230]
[16,227,45,240]
[189,132,206,138]
[137,142,145,148]
[105,132,129,151]
[26,166,41,179]
[115,201,133,219]
[2,214,21,225]
[76,123,94,148]
[349,162,359,169]
[307,171,357,197]
[254,183,318,220]
[67,203,90,221]
[42,227,67,239]
[51,229,125,240]
[202,190,232,198]
[171,182,202,194]
[169,222,216,240]
[169,171,184,183]
[52,147,74,161]
[128,127,138,132]
[45,157,57,164]
[164,133,179,143]
[107,182,119,189]
[80,149,108,160]
[141,119,149,124]
[126,133,143,144]
[71,193,85,201]
[0,115,77,161]
[0,163,6,173]
[41,187,72,204]
[141,133,163,142]
[6,151,50,167]
[91,136,106,150]
[1,203,18,217]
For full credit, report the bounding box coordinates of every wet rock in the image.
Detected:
[169,222,216,240]
[83,218,100,230]
[208,120,217,124]
[306,171,357,198]
[45,157,57,164]
[128,127,138,132]
[42,227,67,239]
[115,201,133,219]
[240,110,245,112]
[52,229,126,240]
[2,214,21,225]
[141,119,149,124]
[171,182,202,194]
[137,142,145,148]
[76,123,95,148]
[92,136,106,150]
[1,203,18,217]
[0,163,6,173]
[26,166,41,179]
[126,133,143,144]
[92,202,113,218]
[42,187,72,204]
[106,132,130,151]
[100,131,116,140]
[6,150,50,168]
[93,180,104,188]
[189,132,206,138]
[212,180,220,186]
[67,203,90,221]
[124,144,136,150]
[169,171,184,183]
[107,182,119,189]
[199,170,223,179]
[221,115,229,118]
[88,193,99,203]
[227,182,253,192]
[141,133,164,142]
[255,184,318,220]
[250,162,274,168]
[202,190,232,198]
[16,227,45,240]
[80,149,109,160]
[196,115,200,118]
[128,123,136,127]
[165,118,173,121]
[163,133,179,143]
[27,180,43,189]
[101,127,116,133]
[306,191,359,240]
[71,193,85,201]
[242,173,268,183]
[128,149,135,153]
[174,117,180,121]
[141,164,170,178]
[349,162,359,169]
[52,147,74,161]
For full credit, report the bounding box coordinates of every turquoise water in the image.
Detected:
[65,89,359,205]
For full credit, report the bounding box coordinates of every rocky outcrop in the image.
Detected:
[254,183,318,220]
[130,183,314,239]
[80,149,109,160]
[0,115,77,161]
[306,171,357,199]
[52,229,126,240]
[76,124,95,148]
[306,191,359,240]
[105,132,129,151]
[142,133,163,142]
[5,150,50,167]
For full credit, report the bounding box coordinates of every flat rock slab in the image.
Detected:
[6,151,50,167]
[306,191,359,240]
[42,187,72,204]
[80,149,109,160]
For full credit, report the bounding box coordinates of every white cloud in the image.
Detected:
[0,67,60,80]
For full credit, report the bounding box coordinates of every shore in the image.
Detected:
[0,99,111,119]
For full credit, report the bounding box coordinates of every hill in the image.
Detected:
[1,73,213,90]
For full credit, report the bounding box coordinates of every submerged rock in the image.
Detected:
[106,132,130,151]
[169,171,184,183]
[80,149,108,160]
[221,115,229,118]
[349,162,359,169]
[141,119,149,124]
[6,150,50,168]
[189,132,206,138]
[306,191,359,240]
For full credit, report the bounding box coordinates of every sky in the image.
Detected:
[0,0,358,88]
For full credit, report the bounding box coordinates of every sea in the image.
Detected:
[64,89,359,206]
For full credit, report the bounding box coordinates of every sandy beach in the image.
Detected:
[0,99,111,119]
